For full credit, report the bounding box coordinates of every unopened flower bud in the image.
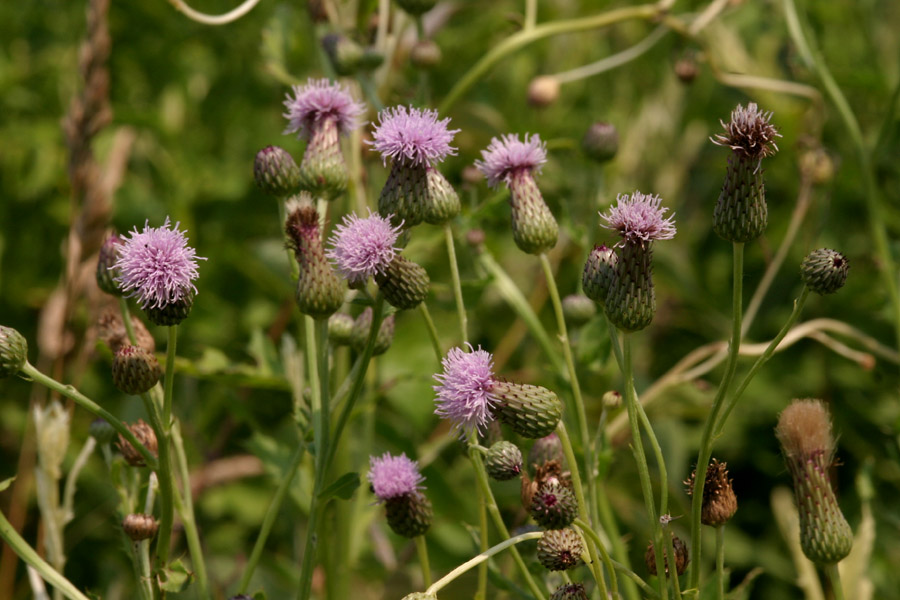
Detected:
[485,441,523,481]
[375,256,430,310]
[322,33,364,76]
[117,419,158,467]
[602,390,622,409]
[528,76,560,108]
[466,228,486,251]
[537,528,585,571]
[801,248,848,295]
[581,122,619,163]
[0,325,28,378]
[96,234,125,296]
[112,345,162,395]
[286,206,345,319]
[605,242,656,331]
[89,419,117,445]
[562,294,596,327]
[328,313,355,346]
[360,47,385,71]
[299,118,349,199]
[776,399,853,564]
[97,309,155,355]
[145,292,194,326]
[254,146,300,197]
[410,39,441,69]
[122,513,159,542]
[645,536,689,576]
[582,244,618,304]
[385,490,433,537]
[550,583,588,600]
[491,380,562,439]
[351,308,394,356]
[379,164,460,228]
[528,434,564,471]
[508,169,558,254]
[674,56,699,83]
[684,458,737,526]
[799,147,835,184]
[530,481,578,529]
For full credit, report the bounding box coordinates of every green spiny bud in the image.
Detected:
[507,170,558,254]
[537,528,585,571]
[96,234,125,296]
[550,583,588,600]
[0,325,28,378]
[410,39,442,70]
[582,244,617,304]
[530,481,578,529]
[605,241,655,332]
[122,513,159,542]
[395,0,437,16]
[145,292,194,326]
[117,419,157,467]
[801,248,848,295]
[359,47,385,71]
[422,166,460,225]
[562,294,596,327]
[375,255,430,310]
[385,491,433,538]
[491,380,562,439]
[351,308,394,356]
[89,419,117,445]
[485,441,523,481]
[321,33,364,76]
[713,154,768,242]
[645,536,689,576]
[379,162,426,228]
[112,345,162,395]
[286,206,345,319]
[581,122,619,163]
[298,118,348,199]
[254,146,300,197]
[328,313,355,346]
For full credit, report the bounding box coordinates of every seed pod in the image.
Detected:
[491,380,562,439]
[684,458,738,527]
[537,528,585,571]
[122,513,159,542]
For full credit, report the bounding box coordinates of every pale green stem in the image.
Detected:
[238,442,306,593]
[170,423,209,600]
[134,540,153,600]
[20,362,157,469]
[552,25,668,84]
[467,440,546,599]
[715,525,726,600]
[577,521,658,600]
[597,480,641,600]
[118,297,138,346]
[140,394,175,571]
[665,532,682,597]
[524,0,537,29]
[424,531,543,595]
[557,424,610,598]
[825,564,845,600]
[539,253,596,524]
[689,242,743,590]
[476,499,488,600]
[573,518,618,598]
[414,535,432,588]
[635,400,668,516]
[444,223,468,344]
[163,325,177,426]
[418,303,443,362]
[0,509,91,600]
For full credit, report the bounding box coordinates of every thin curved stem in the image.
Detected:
[444,224,468,344]
[577,518,657,600]
[170,423,209,599]
[297,317,323,600]
[552,25,669,85]
[825,564,845,600]
[715,525,726,600]
[162,326,177,427]
[118,297,138,346]
[573,518,618,598]
[168,0,262,25]
[414,535,432,588]
[141,394,174,570]
[418,303,443,362]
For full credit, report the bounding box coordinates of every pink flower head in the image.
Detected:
[370,105,459,167]
[113,218,206,310]
[712,102,780,159]
[367,452,425,501]
[433,344,498,437]
[474,133,547,188]
[600,191,676,246]
[326,211,402,285]
[283,78,366,139]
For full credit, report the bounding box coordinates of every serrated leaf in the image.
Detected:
[158,559,192,593]
[318,472,360,501]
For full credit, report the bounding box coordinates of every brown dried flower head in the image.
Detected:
[122,513,159,541]
[116,419,157,467]
[645,536,689,577]
[685,458,737,526]
[711,102,781,159]
[97,309,155,355]
[521,459,570,509]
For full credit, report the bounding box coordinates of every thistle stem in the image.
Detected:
[689,242,744,590]
[118,296,138,346]
[162,325,177,426]
[576,522,658,600]
[140,394,175,571]
[414,535,432,588]
[825,563,846,600]
[418,303,443,362]
[170,423,209,600]
[444,223,468,344]
[573,518,618,598]
[715,525,726,600]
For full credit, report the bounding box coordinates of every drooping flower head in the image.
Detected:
[367,452,425,501]
[283,78,366,139]
[326,211,402,285]
[600,191,676,246]
[475,133,547,188]
[433,344,498,437]
[711,102,780,160]
[371,105,459,167]
[114,218,205,310]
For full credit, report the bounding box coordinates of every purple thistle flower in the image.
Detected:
[113,218,206,310]
[370,105,459,167]
[326,211,402,285]
[600,191,676,246]
[711,102,780,159]
[474,133,547,188]
[433,344,498,437]
[283,78,366,140]
[367,452,425,501]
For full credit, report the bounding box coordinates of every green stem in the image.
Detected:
[20,362,158,469]
[425,531,544,595]
[119,296,138,346]
[141,394,175,570]
[573,518,618,598]
[597,480,641,600]
[163,326,177,426]
[824,563,846,600]
[170,423,209,600]
[689,242,744,590]
[418,303,443,362]
[414,535,432,588]
[665,532,682,597]
[635,400,668,516]
[576,522,658,600]
[444,223,468,344]
[0,508,91,600]
[439,4,659,113]
[134,540,154,600]
[715,525,726,600]
[476,498,488,600]
[539,254,596,524]
[467,442,546,599]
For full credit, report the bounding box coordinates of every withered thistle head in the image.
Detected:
[684,458,737,527]
[122,513,159,542]
[117,419,157,467]
[645,536,689,577]
[711,102,781,160]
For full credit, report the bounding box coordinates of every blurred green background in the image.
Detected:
[2,0,899,598]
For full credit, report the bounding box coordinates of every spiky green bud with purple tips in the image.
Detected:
[530,481,578,529]
[375,255,430,310]
[1,325,27,378]
[112,345,162,395]
[582,244,618,305]
[801,248,848,295]
[254,146,300,197]
[538,529,585,571]
[287,206,345,319]
[96,233,125,296]
[491,380,562,439]
[485,440,523,481]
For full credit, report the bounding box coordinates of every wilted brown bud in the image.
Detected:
[117,419,158,467]
[528,76,560,108]
[684,458,737,526]
[97,309,155,355]
[674,56,699,83]
[645,536,689,577]
[122,513,159,541]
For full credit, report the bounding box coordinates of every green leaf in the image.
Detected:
[318,472,360,501]
[0,476,15,492]
[158,559,193,593]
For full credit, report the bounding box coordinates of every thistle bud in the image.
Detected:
[321,33,364,76]
[775,399,853,564]
[122,513,159,542]
[286,206,345,318]
[359,47,385,71]
[410,39,442,69]
[581,122,619,163]
[351,308,394,356]
[375,256,430,310]
[674,56,699,84]
[328,313,355,346]
[395,0,437,15]
[145,292,194,326]
[582,244,618,304]
[298,118,348,199]
[528,434,564,471]
[801,248,848,295]
[0,325,28,378]
[89,419,117,445]
[491,380,562,439]
[96,234,125,296]
[602,390,622,410]
[645,536,689,576]
[530,481,578,529]
[605,242,656,332]
[379,163,460,228]
[97,310,155,355]
[537,528,585,571]
[117,419,158,467]
[112,345,162,395]
[521,459,569,510]
[254,146,300,197]
[684,458,737,526]
[485,441,523,481]
[507,169,559,254]
[550,583,588,600]
[528,76,560,108]
[385,490,433,537]
[562,294,596,327]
